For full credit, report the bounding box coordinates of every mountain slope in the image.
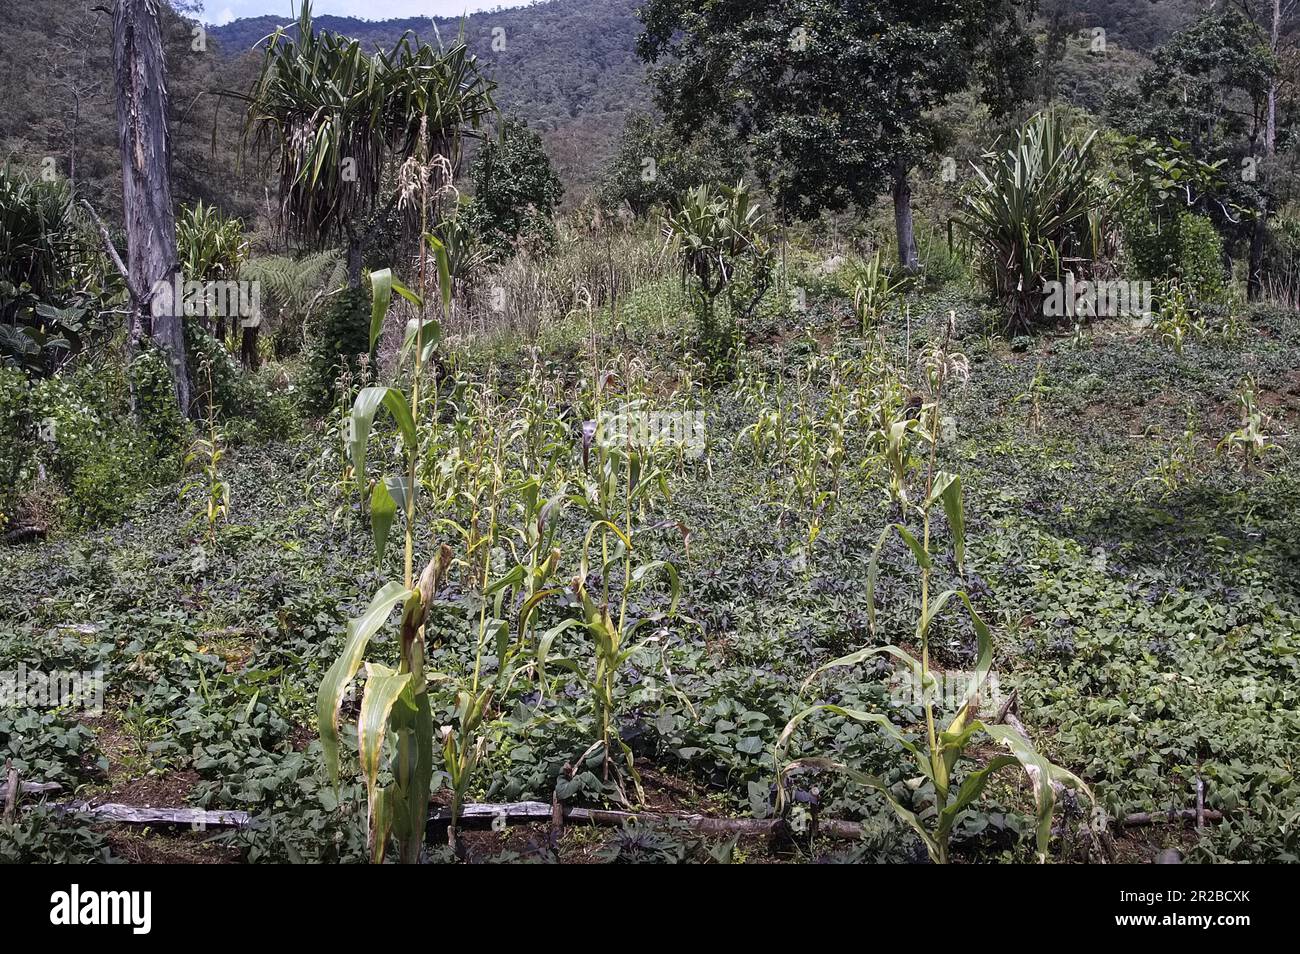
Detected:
[210,0,651,196]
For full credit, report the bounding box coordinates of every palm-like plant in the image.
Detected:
[238,2,496,283]
[176,201,247,285]
[0,168,112,374]
[176,201,250,346]
[662,180,773,347]
[959,111,1105,334]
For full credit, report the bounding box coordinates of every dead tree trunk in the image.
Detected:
[1266,0,1281,156]
[113,0,190,414]
[1251,0,1282,302]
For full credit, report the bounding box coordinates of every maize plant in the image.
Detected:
[1153,279,1207,356]
[539,400,681,798]
[181,362,230,541]
[1219,375,1276,473]
[181,433,230,542]
[539,518,680,803]
[852,250,907,333]
[317,224,452,861]
[776,317,1092,863]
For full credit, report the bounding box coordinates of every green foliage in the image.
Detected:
[211,0,651,199]
[301,287,370,414]
[0,168,115,375]
[130,350,187,462]
[185,324,246,418]
[776,322,1093,863]
[176,201,248,283]
[662,181,773,362]
[1124,210,1226,303]
[463,117,563,261]
[1107,9,1275,151]
[598,112,742,217]
[1152,279,1207,355]
[239,251,346,357]
[638,0,1037,219]
[0,806,117,864]
[960,110,1107,333]
[851,252,908,332]
[18,353,184,528]
[1218,375,1276,473]
[0,366,35,525]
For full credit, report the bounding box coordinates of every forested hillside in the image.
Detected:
[211,0,651,194]
[0,0,266,219]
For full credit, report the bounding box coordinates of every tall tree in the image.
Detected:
[113,0,189,412]
[464,117,564,260]
[637,0,1038,272]
[1109,8,1278,297]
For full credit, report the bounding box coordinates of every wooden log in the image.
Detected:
[58,802,253,830]
[18,781,62,796]
[428,801,865,840]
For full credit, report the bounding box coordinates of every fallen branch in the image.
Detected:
[78,199,135,299]
[5,779,62,805]
[56,802,253,830]
[428,801,865,840]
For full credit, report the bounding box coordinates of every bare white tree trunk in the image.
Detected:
[1267,0,1281,155]
[113,0,189,414]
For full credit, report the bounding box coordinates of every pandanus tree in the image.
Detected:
[662,181,772,352]
[238,1,496,286]
[959,111,1106,334]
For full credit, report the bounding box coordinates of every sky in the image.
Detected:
[200,2,530,26]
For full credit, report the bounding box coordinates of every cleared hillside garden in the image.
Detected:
[1,0,1298,870]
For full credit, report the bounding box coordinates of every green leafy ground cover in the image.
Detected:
[2,282,1297,863]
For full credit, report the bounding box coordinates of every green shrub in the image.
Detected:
[300,287,369,414]
[225,365,300,446]
[129,349,187,462]
[0,367,36,528]
[23,353,184,528]
[1261,213,1300,307]
[1123,209,1226,303]
[185,324,246,419]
